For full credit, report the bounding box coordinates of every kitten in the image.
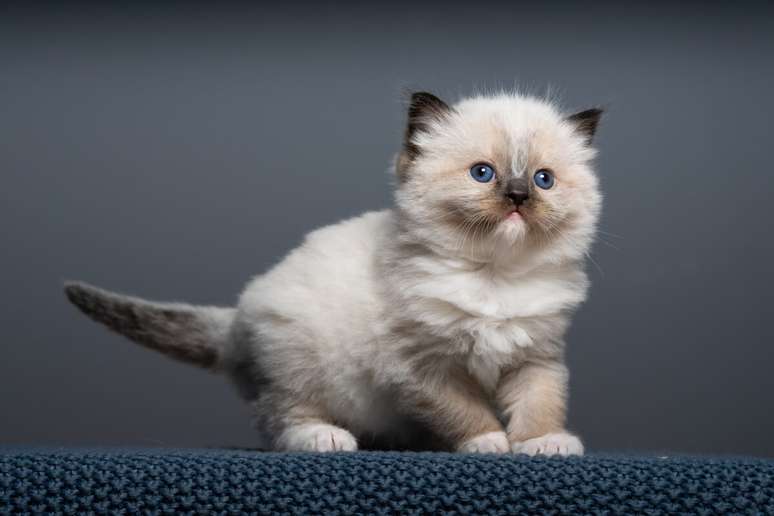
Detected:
[65,90,602,455]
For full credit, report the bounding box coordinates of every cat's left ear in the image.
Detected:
[566,108,603,144]
[403,91,452,159]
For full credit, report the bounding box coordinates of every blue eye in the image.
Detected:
[533,169,555,189]
[470,163,495,183]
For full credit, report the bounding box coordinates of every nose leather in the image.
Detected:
[507,191,529,206]
[505,176,530,206]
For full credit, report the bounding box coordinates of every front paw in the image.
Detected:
[279,423,359,452]
[458,431,509,453]
[511,432,584,456]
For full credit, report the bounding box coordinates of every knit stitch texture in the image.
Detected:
[1,448,772,514]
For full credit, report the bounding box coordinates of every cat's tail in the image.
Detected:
[63,281,235,371]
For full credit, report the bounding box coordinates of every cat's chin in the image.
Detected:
[494,215,529,244]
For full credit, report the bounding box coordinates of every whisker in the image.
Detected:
[597,229,624,239]
[544,220,605,277]
[596,238,620,252]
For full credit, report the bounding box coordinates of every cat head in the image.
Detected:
[394,91,603,266]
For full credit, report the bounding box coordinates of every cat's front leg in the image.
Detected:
[398,363,508,453]
[496,360,584,456]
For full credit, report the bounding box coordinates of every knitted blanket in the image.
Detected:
[1,448,772,514]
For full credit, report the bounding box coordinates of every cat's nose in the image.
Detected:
[506,191,529,206]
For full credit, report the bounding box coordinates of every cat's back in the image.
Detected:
[237,210,394,344]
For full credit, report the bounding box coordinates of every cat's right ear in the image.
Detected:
[403,91,451,160]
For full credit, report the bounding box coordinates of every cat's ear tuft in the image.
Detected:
[403,91,451,159]
[566,108,603,144]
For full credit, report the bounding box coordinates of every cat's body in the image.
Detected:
[66,91,603,454]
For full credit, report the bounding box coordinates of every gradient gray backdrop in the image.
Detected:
[2,2,773,456]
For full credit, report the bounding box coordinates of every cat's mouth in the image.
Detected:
[506,208,524,223]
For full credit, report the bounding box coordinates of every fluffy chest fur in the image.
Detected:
[385,250,589,391]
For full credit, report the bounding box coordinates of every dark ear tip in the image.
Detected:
[410,91,437,101]
[588,107,604,117]
[568,107,604,120]
[408,91,449,110]
[567,107,604,142]
[403,91,451,160]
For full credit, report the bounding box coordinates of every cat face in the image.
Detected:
[395,92,602,265]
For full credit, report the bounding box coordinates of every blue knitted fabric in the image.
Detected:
[1,448,773,515]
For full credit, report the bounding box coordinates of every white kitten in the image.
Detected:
[65,90,602,455]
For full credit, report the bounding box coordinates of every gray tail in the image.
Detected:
[64,281,235,370]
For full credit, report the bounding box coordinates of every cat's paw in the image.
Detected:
[279,423,358,452]
[458,431,509,453]
[511,432,584,457]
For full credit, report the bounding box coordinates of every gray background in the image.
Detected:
[2,2,773,456]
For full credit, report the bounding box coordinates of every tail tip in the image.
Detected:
[63,279,83,295]
[63,281,98,310]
